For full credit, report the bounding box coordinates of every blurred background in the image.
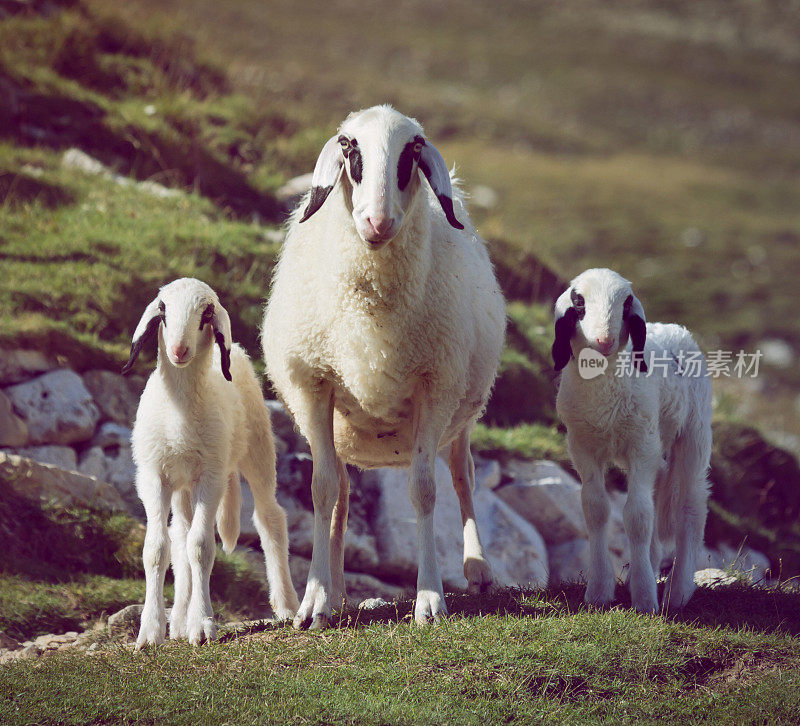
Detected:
[1,0,800,636]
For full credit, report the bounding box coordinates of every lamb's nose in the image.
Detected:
[367,216,394,237]
[172,343,189,361]
[596,337,615,355]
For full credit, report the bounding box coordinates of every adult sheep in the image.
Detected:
[263,105,505,627]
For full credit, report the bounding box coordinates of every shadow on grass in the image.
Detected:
[221,579,800,643]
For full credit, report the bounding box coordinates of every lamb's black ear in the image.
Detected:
[122,298,163,375]
[552,289,579,371]
[418,141,464,230]
[210,304,233,382]
[299,135,344,223]
[625,294,648,373]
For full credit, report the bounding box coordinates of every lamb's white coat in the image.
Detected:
[554,268,711,612]
[131,278,298,647]
[263,106,505,626]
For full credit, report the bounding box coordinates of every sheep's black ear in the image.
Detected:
[299,135,344,223]
[210,304,233,382]
[418,141,464,230]
[122,298,163,375]
[625,294,648,373]
[552,306,579,371]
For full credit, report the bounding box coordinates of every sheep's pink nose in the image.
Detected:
[366,216,394,237]
[171,343,189,361]
[596,337,615,355]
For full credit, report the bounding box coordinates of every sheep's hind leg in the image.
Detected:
[449,428,493,593]
[328,459,350,612]
[136,473,171,649]
[294,384,340,630]
[169,489,192,639]
[185,475,224,645]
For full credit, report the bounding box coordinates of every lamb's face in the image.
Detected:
[552,268,648,372]
[299,104,464,249]
[122,278,233,381]
[157,279,219,367]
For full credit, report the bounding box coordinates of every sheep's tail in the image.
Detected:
[217,472,241,555]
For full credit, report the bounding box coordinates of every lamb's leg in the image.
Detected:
[448,428,493,593]
[169,489,192,639]
[571,439,615,607]
[663,432,710,612]
[624,454,660,614]
[410,394,449,625]
[185,475,224,645]
[239,457,299,622]
[294,384,340,630]
[329,459,350,611]
[136,472,171,649]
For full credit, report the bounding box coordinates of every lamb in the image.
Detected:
[123,278,299,647]
[551,268,711,613]
[262,105,506,627]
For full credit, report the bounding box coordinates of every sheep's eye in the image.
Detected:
[413,141,424,155]
[199,304,214,329]
[338,136,351,151]
[570,290,585,310]
[157,300,165,314]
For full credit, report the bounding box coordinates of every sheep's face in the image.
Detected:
[122,278,233,381]
[299,105,464,249]
[552,268,648,372]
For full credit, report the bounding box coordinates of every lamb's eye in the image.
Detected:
[158,300,165,314]
[413,141,424,155]
[570,290,585,309]
[338,136,351,151]
[199,304,214,329]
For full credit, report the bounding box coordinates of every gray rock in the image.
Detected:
[694,568,737,588]
[0,452,126,511]
[5,369,100,445]
[0,389,28,446]
[0,348,56,385]
[82,370,145,426]
[78,445,137,500]
[717,543,771,582]
[365,457,549,589]
[89,422,132,448]
[547,538,629,585]
[108,604,143,635]
[267,400,309,454]
[1,445,77,471]
[474,457,502,490]
[497,460,587,544]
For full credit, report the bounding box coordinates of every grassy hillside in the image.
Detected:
[2,584,800,724]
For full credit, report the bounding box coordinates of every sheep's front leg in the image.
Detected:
[571,439,615,607]
[624,454,660,614]
[329,459,350,611]
[169,489,192,639]
[410,395,448,625]
[136,472,171,649]
[295,384,340,630]
[185,475,224,645]
[449,428,493,593]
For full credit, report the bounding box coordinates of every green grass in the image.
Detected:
[2,585,800,724]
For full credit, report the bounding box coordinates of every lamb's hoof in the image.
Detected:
[584,578,615,608]
[465,557,494,594]
[187,617,217,645]
[136,611,166,650]
[414,589,447,625]
[272,608,297,623]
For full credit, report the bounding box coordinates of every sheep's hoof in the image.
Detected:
[308,614,330,631]
[464,557,494,594]
[187,617,218,645]
[414,590,447,625]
